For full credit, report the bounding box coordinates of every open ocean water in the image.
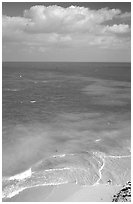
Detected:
[2,62,131,200]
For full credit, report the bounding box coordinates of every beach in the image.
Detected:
[3,151,131,201]
[4,183,123,202]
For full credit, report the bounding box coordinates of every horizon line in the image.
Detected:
[2,61,131,63]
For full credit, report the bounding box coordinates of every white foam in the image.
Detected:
[93,152,105,185]
[2,187,26,199]
[3,152,130,199]
[5,88,19,91]
[93,151,131,185]
[52,154,66,158]
[45,167,71,172]
[105,155,131,159]
[95,139,101,142]
[52,153,74,158]
[3,179,69,199]
[30,100,36,103]
[9,168,32,181]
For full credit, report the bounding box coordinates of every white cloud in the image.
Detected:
[3,15,28,30]
[116,12,131,19]
[21,6,123,34]
[104,24,130,33]
[3,5,125,35]
[2,5,131,50]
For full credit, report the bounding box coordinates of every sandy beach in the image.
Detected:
[45,183,123,202]
[4,183,123,202]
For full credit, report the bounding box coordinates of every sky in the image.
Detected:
[2,2,131,62]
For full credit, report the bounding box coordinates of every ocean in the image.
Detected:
[2,62,131,200]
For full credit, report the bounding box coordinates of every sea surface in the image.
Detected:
[2,62,131,200]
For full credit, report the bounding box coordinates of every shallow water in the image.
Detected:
[2,62,131,199]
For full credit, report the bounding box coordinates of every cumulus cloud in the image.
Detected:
[22,6,122,34]
[2,5,131,51]
[116,12,131,19]
[105,24,130,33]
[3,5,123,34]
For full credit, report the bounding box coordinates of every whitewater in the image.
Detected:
[2,152,131,199]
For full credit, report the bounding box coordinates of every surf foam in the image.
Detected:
[2,152,131,199]
[4,168,32,181]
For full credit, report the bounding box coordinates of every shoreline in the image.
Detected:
[4,183,123,202]
[2,152,131,201]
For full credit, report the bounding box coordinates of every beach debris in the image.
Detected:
[112,181,131,202]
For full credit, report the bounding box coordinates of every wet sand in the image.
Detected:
[63,184,123,202]
[4,185,54,202]
[4,183,122,202]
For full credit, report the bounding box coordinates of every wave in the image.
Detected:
[4,88,20,92]
[8,168,32,181]
[2,152,131,200]
[32,80,48,84]
[30,100,36,103]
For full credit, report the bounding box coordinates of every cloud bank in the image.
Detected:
[2,5,131,60]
